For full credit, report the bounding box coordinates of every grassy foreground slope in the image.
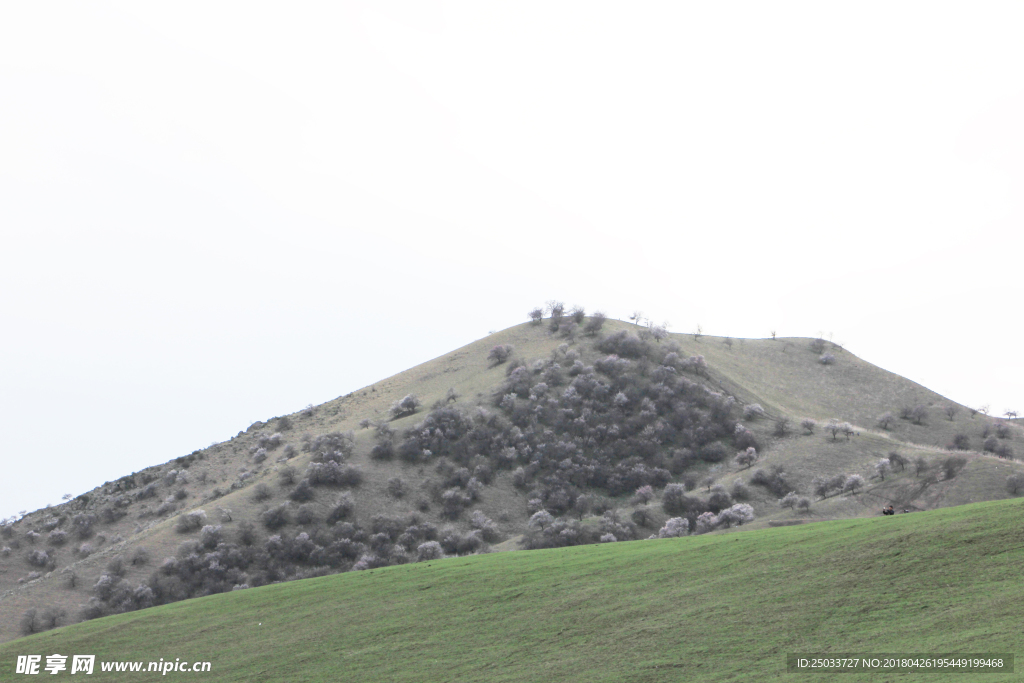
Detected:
[5,499,1023,682]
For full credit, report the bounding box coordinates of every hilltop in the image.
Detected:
[3,498,1022,682]
[1,311,1022,643]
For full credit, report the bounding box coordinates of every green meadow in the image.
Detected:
[4,497,1022,682]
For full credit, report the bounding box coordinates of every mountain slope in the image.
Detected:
[3,498,1022,682]
[1,318,1021,644]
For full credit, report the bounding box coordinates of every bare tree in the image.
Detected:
[693,324,703,342]
[1005,409,1019,420]
[175,510,207,533]
[841,422,855,440]
[887,452,906,472]
[913,457,929,477]
[389,394,421,419]
[941,456,967,480]
[716,504,755,528]
[657,517,690,538]
[694,511,718,534]
[251,483,272,502]
[733,447,758,470]
[278,466,297,486]
[583,311,606,336]
[20,609,40,635]
[911,405,928,425]
[1006,473,1024,496]
[875,458,892,481]
[629,310,644,327]
[800,418,816,435]
[547,303,565,331]
[569,305,586,324]
[950,434,970,451]
[528,308,544,325]
[945,405,960,421]
[631,507,656,528]
[843,474,865,495]
[528,510,554,531]
[487,344,514,366]
[572,493,595,520]
[877,412,895,430]
[417,541,444,561]
[631,485,655,505]
[743,404,765,420]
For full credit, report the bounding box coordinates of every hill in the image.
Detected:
[2,498,1022,682]
[2,313,1022,643]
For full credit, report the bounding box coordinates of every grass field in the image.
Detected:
[4,497,1023,682]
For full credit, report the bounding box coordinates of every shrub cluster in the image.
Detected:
[20,607,66,635]
[390,395,422,420]
[811,473,865,498]
[305,461,363,488]
[749,466,792,497]
[393,331,741,517]
[174,510,207,534]
[250,432,284,460]
[82,508,485,622]
[487,344,514,366]
[386,477,406,499]
[302,431,355,461]
[655,517,689,538]
[779,491,811,511]
[742,404,765,420]
[522,510,640,550]
[692,504,755,533]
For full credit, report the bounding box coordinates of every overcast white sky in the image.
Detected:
[2,2,1022,520]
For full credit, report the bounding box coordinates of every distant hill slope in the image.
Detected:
[670,333,978,449]
[3,498,1023,682]
[1,317,1021,644]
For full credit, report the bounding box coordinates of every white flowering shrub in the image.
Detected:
[657,517,689,538]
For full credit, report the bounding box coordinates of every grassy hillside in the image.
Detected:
[4,498,1022,682]
[2,317,1021,644]
[668,332,991,451]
